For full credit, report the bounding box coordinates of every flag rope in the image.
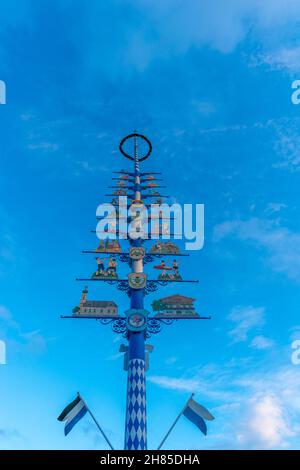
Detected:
[157,393,194,450]
[78,393,115,450]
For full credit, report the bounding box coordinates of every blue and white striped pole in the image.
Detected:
[124,134,147,450]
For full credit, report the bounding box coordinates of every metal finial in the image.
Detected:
[134,132,138,162]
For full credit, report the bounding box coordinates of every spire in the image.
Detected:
[133,130,140,174]
[80,286,88,306]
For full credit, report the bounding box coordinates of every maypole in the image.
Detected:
[62,132,210,450]
[124,133,147,450]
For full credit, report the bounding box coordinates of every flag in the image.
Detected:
[183,397,214,436]
[58,395,88,435]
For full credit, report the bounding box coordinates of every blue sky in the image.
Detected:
[1,0,300,450]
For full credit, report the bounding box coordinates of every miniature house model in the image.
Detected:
[152,294,199,318]
[150,240,181,254]
[73,287,118,317]
[96,239,121,253]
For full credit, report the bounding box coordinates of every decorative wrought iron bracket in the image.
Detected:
[146,317,177,337]
[77,278,198,298]
[82,251,189,268]
[60,315,128,337]
[145,315,211,337]
[76,278,131,295]
[98,317,128,336]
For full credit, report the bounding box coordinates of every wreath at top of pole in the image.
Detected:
[119,133,152,162]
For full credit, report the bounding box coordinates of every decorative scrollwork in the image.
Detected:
[116,280,130,295]
[98,317,128,336]
[129,237,146,246]
[112,318,127,334]
[144,254,155,264]
[156,280,168,286]
[159,318,177,326]
[97,278,131,295]
[145,317,177,337]
[119,254,131,264]
[104,279,119,286]
[98,318,114,326]
[146,318,162,336]
[144,281,160,295]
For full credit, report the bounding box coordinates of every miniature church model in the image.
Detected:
[72,287,119,317]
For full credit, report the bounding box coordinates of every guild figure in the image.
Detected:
[154,260,173,280]
[95,257,106,275]
[172,259,182,280]
[107,257,118,278]
[96,240,105,252]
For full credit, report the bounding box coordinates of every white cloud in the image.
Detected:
[76,160,94,172]
[250,335,274,350]
[148,375,198,393]
[266,203,287,214]
[112,335,121,344]
[20,113,34,121]
[0,305,18,331]
[191,100,216,116]
[0,218,16,276]
[106,352,123,361]
[83,0,300,74]
[0,305,13,322]
[237,394,292,449]
[0,305,47,355]
[20,330,47,354]
[289,325,300,342]
[273,126,300,172]
[228,306,265,343]
[139,0,300,55]
[149,366,240,403]
[165,356,178,365]
[214,218,300,282]
[28,142,58,152]
[149,360,300,449]
[0,428,22,441]
[236,366,300,413]
[251,47,300,73]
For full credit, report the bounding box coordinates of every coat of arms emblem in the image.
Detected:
[128,272,147,289]
[129,247,146,260]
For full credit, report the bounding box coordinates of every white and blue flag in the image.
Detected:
[183,397,214,435]
[58,394,88,435]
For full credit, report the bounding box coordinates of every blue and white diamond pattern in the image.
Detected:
[124,358,147,450]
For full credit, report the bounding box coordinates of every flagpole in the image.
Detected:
[157,394,194,450]
[78,393,114,450]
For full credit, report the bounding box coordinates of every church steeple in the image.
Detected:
[80,286,88,306]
